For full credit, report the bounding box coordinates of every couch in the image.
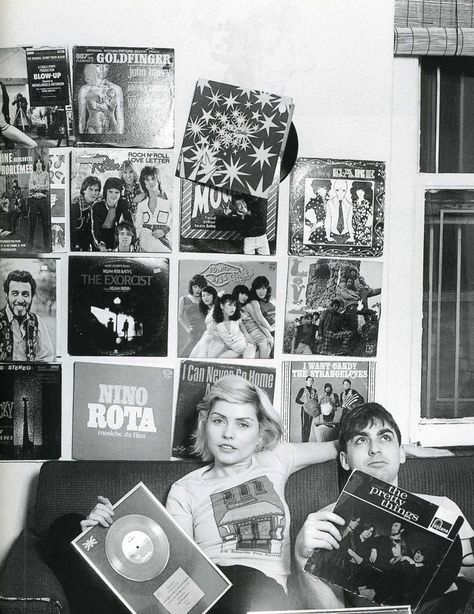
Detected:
[0,454,473,614]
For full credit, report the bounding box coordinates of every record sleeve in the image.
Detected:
[288,158,385,258]
[70,148,173,253]
[172,360,276,458]
[247,608,411,614]
[0,147,51,253]
[177,259,277,359]
[177,79,294,198]
[73,362,174,461]
[304,470,464,610]
[0,362,61,460]
[0,46,72,149]
[72,482,231,614]
[72,47,174,148]
[179,179,278,254]
[68,256,168,357]
[281,360,375,443]
[0,257,57,361]
[49,148,68,252]
[284,257,382,358]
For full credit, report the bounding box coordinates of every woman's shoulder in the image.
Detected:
[171,464,210,488]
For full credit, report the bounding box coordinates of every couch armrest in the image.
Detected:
[0,530,68,614]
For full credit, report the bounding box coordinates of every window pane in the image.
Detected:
[422,190,474,418]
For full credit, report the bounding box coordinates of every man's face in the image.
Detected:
[84,184,100,204]
[117,228,133,251]
[306,377,314,387]
[7,281,33,319]
[234,198,246,213]
[343,380,351,390]
[391,521,402,536]
[339,418,405,485]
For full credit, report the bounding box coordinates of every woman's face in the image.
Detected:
[35,161,43,172]
[191,284,203,297]
[117,228,133,251]
[414,550,424,563]
[95,64,109,79]
[238,292,249,305]
[356,188,366,200]
[255,285,268,300]
[122,168,135,186]
[205,399,261,469]
[348,517,361,530]
[144,174,159,192]
[106,188,121,206]
[222,300,236,318]
[317,187,327,197]
[360,526,374,540]
[201,290,215,306]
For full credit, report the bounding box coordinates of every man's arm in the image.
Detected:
[294,507,346,608]
[35,315,55,362]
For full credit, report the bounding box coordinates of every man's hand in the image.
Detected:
[295,509,345,569]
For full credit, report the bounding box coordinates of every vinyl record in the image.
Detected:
[279,122,298,182]
[105,514,170,581]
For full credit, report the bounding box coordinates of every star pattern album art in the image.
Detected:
[177,79,294,199]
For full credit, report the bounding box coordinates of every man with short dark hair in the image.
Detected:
[318,299,352,355]
[0,269,54,362]
[294,403,474,612]
[340,378,364,416]
[295,375,319,442]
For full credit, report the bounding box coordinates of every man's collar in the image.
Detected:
[5,304,30,324]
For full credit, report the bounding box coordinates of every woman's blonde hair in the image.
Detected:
[192,374,282,462]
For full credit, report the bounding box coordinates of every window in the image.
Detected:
[421,58,474,173]
[422,190,474,420]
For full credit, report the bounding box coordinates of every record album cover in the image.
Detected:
[177,79,294,198]
[284,257,382,358]
[247,608,411,614]
[172,360,276,458]
[289,158,385,258]
[0,147,51,253]
[179,179,278,254]
[177,259,276,359]
[281,360,375,443]
[73,362,174,461]
[304,471,464,610]
[0,46,72,149]
[0,362,61,460]
[72,482,231,614]
[71,148,173,253]
[72,47,174,148]
[0,257,57,362]
[49,148,68,252]
[68,256,168,357]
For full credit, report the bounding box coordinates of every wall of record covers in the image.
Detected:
[0,0,397,564]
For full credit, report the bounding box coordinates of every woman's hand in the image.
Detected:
[80,495,114,531]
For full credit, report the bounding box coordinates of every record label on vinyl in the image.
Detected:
[105,514,170,581]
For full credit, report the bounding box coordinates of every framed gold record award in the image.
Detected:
[72,482,231,614]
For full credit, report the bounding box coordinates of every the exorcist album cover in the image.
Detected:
[72,47,174,148]
[68,256,169,357]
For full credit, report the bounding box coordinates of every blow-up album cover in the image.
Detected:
[0,46,72,149]
[281,360,375,443]
[70,148,173,253]
[304,471,464,611]
[172,360,276,458]
[0,362,61,460]
[180,179,278,255]
[72,47,174,148]
[0,148,51,253]
[0,257,57,362]
[73,362,174,461]
[68,256,169,357]
[177,79,294,198]
[72,482,231,614]
[284,257,382,358]
[289,158,385,258]
[177,259,276,359]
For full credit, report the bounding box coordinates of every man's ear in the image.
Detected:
[340,450,350,471]
[399,444,406,465]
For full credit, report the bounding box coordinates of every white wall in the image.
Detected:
[0,0,395,566]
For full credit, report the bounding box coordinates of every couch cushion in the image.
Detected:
[34,460,203,536]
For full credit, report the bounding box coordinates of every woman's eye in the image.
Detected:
[239,422,250,428]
